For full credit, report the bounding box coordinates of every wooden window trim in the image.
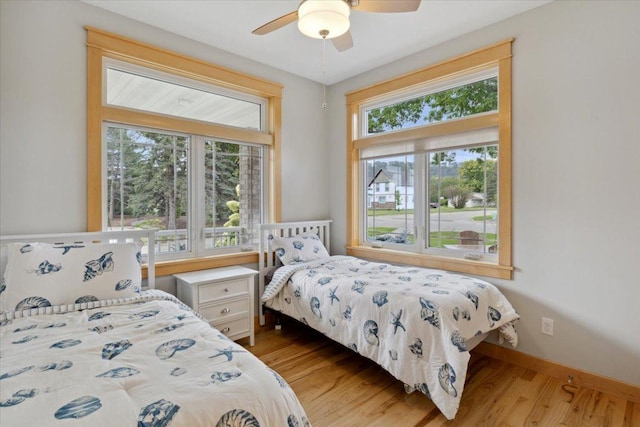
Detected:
[86,27,282,275]
[345,39,514,280]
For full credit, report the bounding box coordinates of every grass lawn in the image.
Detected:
[472,214,497,221]
[367,227,396,236]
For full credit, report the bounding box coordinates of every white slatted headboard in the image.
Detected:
[0,230,156,289]
[258,220,332,325]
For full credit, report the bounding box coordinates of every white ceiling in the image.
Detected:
[83,0,550,85]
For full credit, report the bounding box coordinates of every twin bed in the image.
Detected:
[1,221,519,424]
[0,230,309,426]
[259,220,519,420]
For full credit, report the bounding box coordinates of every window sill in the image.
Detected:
[142,251,258,278]
[346,246,513,280]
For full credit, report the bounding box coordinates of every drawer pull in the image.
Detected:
[224,288,229,293]
[221,327,231,333]
[220,307,231,314]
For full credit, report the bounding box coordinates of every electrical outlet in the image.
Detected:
[541,317,554,336]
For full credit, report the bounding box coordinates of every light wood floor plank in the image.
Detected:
[623,401,640,427]
[498,373,552,426]
[581,392,627,427]
[245,319,636,427]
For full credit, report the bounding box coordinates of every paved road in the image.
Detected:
[371,209,497,234]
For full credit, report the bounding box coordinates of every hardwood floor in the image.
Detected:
[244,318,639,427]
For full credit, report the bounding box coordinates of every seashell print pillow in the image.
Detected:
[0,241,142,313]
[268,230,330,265]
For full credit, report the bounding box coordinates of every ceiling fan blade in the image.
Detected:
[252,10,299,35]
[354,0,421,13]
[332,30,354,52]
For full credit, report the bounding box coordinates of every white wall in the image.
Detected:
[328,0,640,385]
[0,0,329,236]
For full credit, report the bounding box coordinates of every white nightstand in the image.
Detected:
[175,266,257,346]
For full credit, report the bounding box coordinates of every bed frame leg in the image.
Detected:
[275,313,282,330]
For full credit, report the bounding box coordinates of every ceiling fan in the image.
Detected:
[252,0,421,52]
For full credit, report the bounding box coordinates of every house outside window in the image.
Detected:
[346,40,513,279]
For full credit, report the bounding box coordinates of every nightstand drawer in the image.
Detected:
[199,278,248,304]
[174,266,256,346]
[199,297,249,322]
[212,316,250,339]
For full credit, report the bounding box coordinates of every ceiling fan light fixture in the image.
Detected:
[298,0,351,39]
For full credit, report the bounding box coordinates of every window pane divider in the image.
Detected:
[102,106,273,146]
[354,112,498,150]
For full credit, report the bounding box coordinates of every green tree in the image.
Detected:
[367,77,497,133]
[215,184,240,247]
[485,160,498,205]
[431,176,469,208]
[224,185,240,227]
[205,141,240,226]
[106,127,188,231]
[126,132,188,231]
[459,159,486,192]
[368,99,425,133]
[106,127,141,226]
[444,184,471,209]
[459,158,497,205]
[431,151,457,166]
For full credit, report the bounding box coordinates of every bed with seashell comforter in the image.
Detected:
[0,231,310,427]
[259,221,519,420]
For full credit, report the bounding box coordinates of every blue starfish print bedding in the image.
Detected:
[262,256,519,420]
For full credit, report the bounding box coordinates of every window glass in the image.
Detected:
[106,67,263,130]
[204,141,262,250]
[365,76,497,135]
[106,126,189,254]
[428,146,498,254]
[365,155,415,246]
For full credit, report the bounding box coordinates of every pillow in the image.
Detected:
[1,241,142,313]
[269,230,330,265]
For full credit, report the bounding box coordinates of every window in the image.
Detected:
[105,64,263,130]
[364,75,498,135]
[105,125,263,259]
[106,126,189,254]
[201,140,263,251]
[346,40,513,279]
[366,155,414,244]
[87,27,283,275]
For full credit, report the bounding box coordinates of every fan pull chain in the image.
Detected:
[321,32,328,109]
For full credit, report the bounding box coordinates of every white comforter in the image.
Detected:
[262,256,519,420]
[0,290,310,426]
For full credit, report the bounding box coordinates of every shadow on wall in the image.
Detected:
[483,287,640,387]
